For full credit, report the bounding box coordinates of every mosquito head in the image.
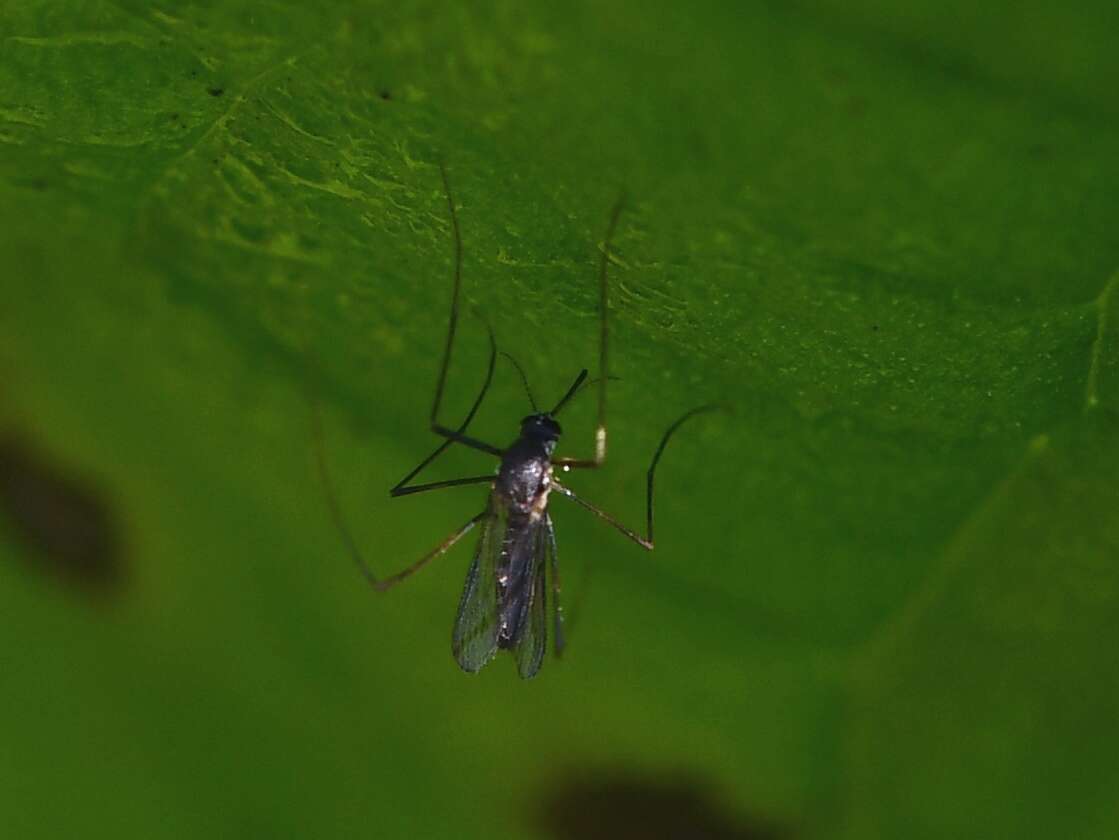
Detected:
[520,413,562,444]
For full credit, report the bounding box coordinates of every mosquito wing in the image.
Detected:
[512,517,550,679]
[452,497,502,672]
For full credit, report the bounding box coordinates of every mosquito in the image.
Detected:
[313,163,719,678]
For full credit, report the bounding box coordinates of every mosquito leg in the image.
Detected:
[552,403,723,547]
[391,323,499,495]
[592,195,623,464]
[371,509,489,592]
[423,161,506,460]
[641,404,723,544]
[552,479,652,549]
[391,475,493,498]
[430,424,504,457]
[310,164,502,592]
[398,431,500,485]
[546,516,566,658]
[429,160,463,429]
[551,193,625,468]
[552,374,621,470]
[316,413,487,591]
[550,374,604,470]
[311,397,481,585]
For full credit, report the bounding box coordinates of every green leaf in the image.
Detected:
[2,2,1117,838]
[845,406,1119,838]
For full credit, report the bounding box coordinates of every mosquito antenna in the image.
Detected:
[550,372,622,416]
[499,351,539,412]
[551,369,588,415]
[430,161,462,426]
[596,193,625,461]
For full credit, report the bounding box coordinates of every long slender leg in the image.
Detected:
[391,322,499,495]
[370,509,489,592]
[594,195,623,464]
[641,404,723,544]
[552,480,651,550]
[392,475,493,498]
[552,403,723,548]
[430,425,503,457]
[425,161,504,458]
[311,398,489,587]
[552,193,625,468]
[309,164,504,592]
[310,311,492,594]
[429,161,463,427]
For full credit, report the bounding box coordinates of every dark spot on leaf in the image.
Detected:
[378,89,392,100]
[208,87,224,97]
[170,113,179,121]
[0,435,123,595]
[536,770,790,840]
[190,69,198,78]
[872,324,880,331]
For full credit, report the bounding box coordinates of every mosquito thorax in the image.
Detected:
[519,414,562,447]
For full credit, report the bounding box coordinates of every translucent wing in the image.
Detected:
[512,517,550,679]
[451,497,502,673]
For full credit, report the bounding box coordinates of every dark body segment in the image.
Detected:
[453,415,560,677]
[495,415,560,514]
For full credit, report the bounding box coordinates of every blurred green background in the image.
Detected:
[2,1,1118,838]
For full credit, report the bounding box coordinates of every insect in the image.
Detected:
[314,163,719,678]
